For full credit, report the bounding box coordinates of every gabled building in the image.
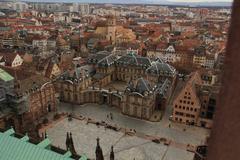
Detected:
[173,72,202,125]
[193,46,207,67]
[0,53,23,68]
[157,44,178,63]
[172,71,218,128]
[45,62,61,79]
[0,55,5,66]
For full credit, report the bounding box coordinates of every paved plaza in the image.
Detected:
[47,118,194,160]
[58,103,210,146]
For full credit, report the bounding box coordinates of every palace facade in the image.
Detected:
[57,51,177,121]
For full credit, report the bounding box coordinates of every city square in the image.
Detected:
[58,103,210,146]
[46,114,195,160]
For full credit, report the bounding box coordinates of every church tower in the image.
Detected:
[65,132,76,155]
[95,137,104,160]
[106,16,116,45]
[110,146,114,160]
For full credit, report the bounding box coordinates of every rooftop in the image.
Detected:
[0,68,14,82]
[0,128,87,160]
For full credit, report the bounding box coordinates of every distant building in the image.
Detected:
[12,2,29,12]
[0,53,23,68]
[31,3,66,12]
[32,37,48,51]
[216,50,225,70]
[47,36,57,50]
[45,62,61,79]
[204,54,215,69]
[71,3,90,15]
[95,16,136,45]
[193,47,207,67]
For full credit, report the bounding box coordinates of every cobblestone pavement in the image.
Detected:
[58,103,210,146]
[46,118,194,160]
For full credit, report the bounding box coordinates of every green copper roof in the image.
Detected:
[3,128,15,136]
[0,129,80,160]
[79,154,88,160]
[0,68,14,82]
[20,135,29,142]
[63,151,72,158]
[37,138,51,148]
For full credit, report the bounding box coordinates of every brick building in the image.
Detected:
[0,67,57,135]
[10,74,56,134]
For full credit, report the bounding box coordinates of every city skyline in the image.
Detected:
[22,0,233,5]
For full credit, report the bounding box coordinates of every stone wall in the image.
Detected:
[60,87,122,109]
[23,82,57,123]
[122,93,155,120]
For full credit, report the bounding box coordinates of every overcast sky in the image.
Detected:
[168,0,232,2]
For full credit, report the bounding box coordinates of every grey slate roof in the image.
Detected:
[135,78,152,95]
[87,51,115,66]
[87,53,109,64]
[98,54,117,67]
[146,61,176,77]
[126,77,152,96]
[75,65,94,79]
[154,79,171,98]
[125,77,171,98]
[116,54,151,69]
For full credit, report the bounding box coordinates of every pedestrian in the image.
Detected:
[110,113,113,120]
